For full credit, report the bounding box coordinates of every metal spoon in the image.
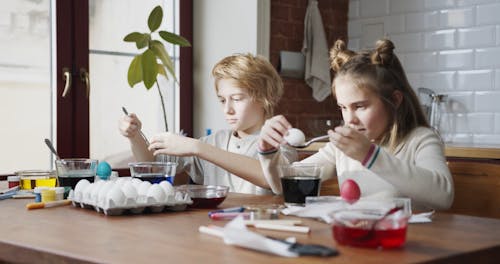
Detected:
[122,106,150,145]
[290,135,330,149]
[44,138,61,160]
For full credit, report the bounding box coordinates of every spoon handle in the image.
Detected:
[306,135,330,145]
[44,138,60,160]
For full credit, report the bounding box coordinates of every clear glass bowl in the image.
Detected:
[55,159,98,189]
[176,184,229,209]
[129,162,177,184]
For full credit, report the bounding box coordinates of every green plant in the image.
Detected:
[123,5,190,132]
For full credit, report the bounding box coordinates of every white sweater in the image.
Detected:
[259,127,454,210]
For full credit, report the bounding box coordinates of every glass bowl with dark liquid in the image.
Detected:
[55,159,98,190]
[330,198,411,249]
[176,184,229,209]
[129,162,177,184]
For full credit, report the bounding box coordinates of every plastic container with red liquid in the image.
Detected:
[330,198,411,249]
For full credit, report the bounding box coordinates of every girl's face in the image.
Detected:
[217,78,265,137]
[334,76,391,143]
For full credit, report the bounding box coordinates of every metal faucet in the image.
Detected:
[417,87,447,130]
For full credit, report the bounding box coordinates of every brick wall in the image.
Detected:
[270,0,349,138]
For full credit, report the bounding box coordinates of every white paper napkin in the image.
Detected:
[282,199,431,224]
[222,216,298,257]
[409,211,434,223]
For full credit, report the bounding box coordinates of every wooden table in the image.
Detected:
[0,193,499,264]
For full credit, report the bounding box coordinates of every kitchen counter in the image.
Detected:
[298,142,500,160]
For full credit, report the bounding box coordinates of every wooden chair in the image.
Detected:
[446,160,500,219]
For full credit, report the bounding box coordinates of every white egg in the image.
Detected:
[121,182,138,199]
[105,186,126,207]
[147,184,166,203]
[130,177,142,186]
[159,181,174,197]
[97,181,114,207]
[284,128,306,146]
[137,181,152,196]
[74,179,90,202]
[90,181,104,205]
[82,183,95,204]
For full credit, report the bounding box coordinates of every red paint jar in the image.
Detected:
[7,176,20,188]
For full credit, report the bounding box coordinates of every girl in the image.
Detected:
[258,39,454,210]
[120,53,297,194]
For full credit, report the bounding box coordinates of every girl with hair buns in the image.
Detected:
[120,53,297,194]
[259,39,454,210]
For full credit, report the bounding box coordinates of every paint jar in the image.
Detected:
[7,176,20,188]
[34,187,49,202]
[54,187,65,201]
[16,170,57,191]
[41,189,56,202]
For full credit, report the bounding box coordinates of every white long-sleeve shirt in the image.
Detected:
[260,127,454,210]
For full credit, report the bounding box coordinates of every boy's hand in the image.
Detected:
[119,113,142,138]
[259,115,292,151]
[149,133,197,156]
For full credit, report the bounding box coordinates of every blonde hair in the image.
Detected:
[211,53,283,118]
[330,39,429,151]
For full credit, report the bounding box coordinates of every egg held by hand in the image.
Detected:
[340,179,361,203]
[284,128,306,146]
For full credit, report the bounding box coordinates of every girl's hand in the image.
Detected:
[259,115,292,151]
[119,113,142,138]
[148,133,198,156]
[328,126,372,162]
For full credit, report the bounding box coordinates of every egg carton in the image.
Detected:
[68,177,192,216]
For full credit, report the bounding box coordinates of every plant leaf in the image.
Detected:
[150,40,176,81]
[148,5,163,32]
[141,49,158,89]
[159,30,191,47]
[127,55,143,87]
[136,34,151,49]
[124,32,144,42]
[157,64,168,78]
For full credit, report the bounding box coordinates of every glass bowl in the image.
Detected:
[129,162,177,184]
[330,198,411,248]
[55,159,98,189]
[176,184,229,209]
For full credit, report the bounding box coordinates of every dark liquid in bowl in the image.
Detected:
[58,176,95,189]
[189,197,226,209]
[332,225,407,248]
[281,176,320,204]
[133,173,173,184]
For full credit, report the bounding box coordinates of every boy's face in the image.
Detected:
[334,76,391,142]
[217,79,265,137]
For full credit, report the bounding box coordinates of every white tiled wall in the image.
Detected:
[348,0,500,145]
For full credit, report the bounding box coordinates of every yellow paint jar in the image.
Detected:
[16,170,57,190]
[41,189,56,202]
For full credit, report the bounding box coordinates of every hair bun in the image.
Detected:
[371,39,395,65]
[330,39,356,72]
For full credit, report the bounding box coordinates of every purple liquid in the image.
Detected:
[281,176,320,204]
[133,173,173,184]
[189,197,226,209]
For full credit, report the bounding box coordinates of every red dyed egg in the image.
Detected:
[340,179,361,203]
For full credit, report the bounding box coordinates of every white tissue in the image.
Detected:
[222,216,298,257]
